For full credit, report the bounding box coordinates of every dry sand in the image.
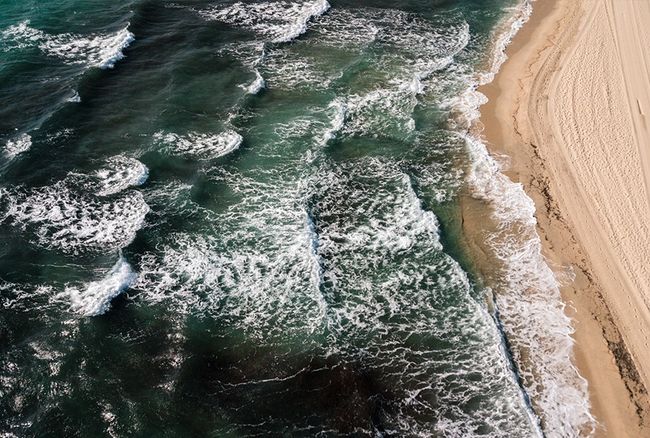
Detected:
[477,0,650,435]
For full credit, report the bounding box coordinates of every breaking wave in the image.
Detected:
[0,179,149,254]
[3,133,32,160]
[458,0,596,435]
[243,69,266,95]
[94,155,149,197]
[0,1,595,435]
[1,20,134,69]
[65,255,137,317]
[154,130,243,160]
[200,0,330,44]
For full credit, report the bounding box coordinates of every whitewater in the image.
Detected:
[0,0,593,436]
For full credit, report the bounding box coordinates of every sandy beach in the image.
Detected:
[478,0,650,435]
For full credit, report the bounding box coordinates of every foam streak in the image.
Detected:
[462,1,596,435]
[66,255,137,316]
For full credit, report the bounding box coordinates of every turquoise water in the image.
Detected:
[0,0,592,436]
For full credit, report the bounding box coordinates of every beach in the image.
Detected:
[478,0,650,435]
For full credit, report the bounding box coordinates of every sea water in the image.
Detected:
[0,0,593,436]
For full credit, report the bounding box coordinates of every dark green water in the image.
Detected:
[0,0,594,436]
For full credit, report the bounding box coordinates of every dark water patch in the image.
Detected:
[172,327,395,435]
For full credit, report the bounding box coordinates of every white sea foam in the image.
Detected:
[245,5,471,128]
[46,26,134,69]
[303,207,324,297]
[65,256,137,316]
[458,0,595,435]
[0,20,42,49]
[132,119,538,435]
[385,17,469,97]
[3,134,31,159]
[311,7,468,58]
[313,161,444,261]
[154,130,243,160]
[95,156,149,197]
[262,49,334,90]
[218,42,268,94]
[0,180,149,254]
[299,159,539,435]
[343,88,417,139]
[480,1,534,86]
[0,281,54,313]
[134,169,329,336]
[201,0,330,43]
[320,99,347,145]
[307,9,380,48]
[132,160,449,327]
[67,90,81,103]
[242,69,266,94]
[1,21,134,69]
[135,231,329,336]
[255,8,469,93]
[375,11,470,79]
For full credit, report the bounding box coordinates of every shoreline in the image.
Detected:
[473,0,650,435]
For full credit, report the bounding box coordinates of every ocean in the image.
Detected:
[0,0,593,436]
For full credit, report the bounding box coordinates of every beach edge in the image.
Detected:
[476,0,650,435]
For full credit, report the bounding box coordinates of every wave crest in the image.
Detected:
[3,133,32,160]
[65,256,137,316]
[201,0,330,43]
[1,20,134,69]
[154,130,243,160]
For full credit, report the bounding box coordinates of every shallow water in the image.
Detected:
[0,0,592,436]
